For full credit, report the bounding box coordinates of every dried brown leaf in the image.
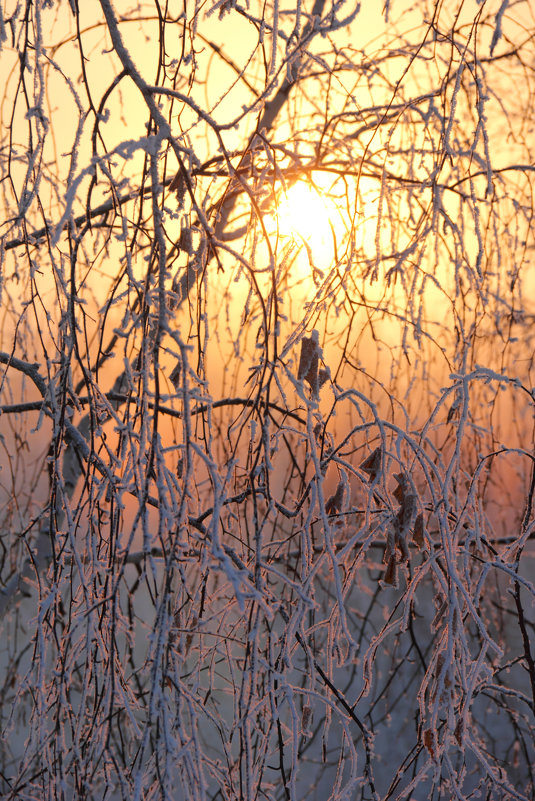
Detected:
[325,479,345,517]
[413,512,425,547]
[170,361,182,391]
[423,728,437,761]
[297,331,321,399]
[454,718,464,746]
[360,448,382,483]
[179,226,193,255]
[301,705,312,734]
[431,600,447,632]
[318,367,330,389]
[169,170,187,205]
[383,555,398,587]
[393,472,411,504]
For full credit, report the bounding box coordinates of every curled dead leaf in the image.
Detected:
[179,226,193,255]
[325,478,346,517]
[170,360,181,391]
[383,555,398,587]
[423,728,437,761]
[413,512,425,547]
[169,171,187,208]
[297,331,321,399]
[360,448,382,483]
[454,718,464,746]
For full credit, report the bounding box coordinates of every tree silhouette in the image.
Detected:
[1,1,535,799]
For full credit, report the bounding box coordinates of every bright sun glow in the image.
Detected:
[277,182,332,241]
[267,178,345,277]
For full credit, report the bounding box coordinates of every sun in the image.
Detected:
[266,177,344,276]
[277,182,332,241]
